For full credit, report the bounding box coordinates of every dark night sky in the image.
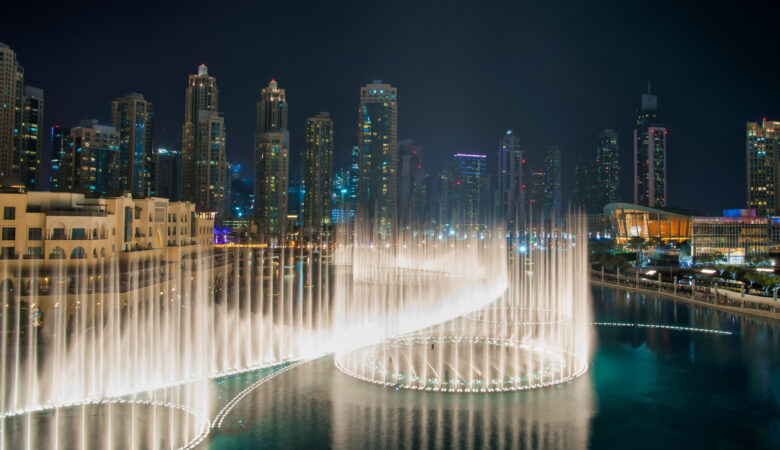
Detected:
[2,0,778,215]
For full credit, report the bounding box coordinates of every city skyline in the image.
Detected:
[2,1,777,215]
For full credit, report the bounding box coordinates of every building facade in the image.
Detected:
[194,111,227,214]
[544,146,562,219]
[0,191,213,263]
[746,119,780,216]
[633,87,667,207]
[111,93,154,197]
[605,202,691,244]
[497,130,525,229]
[0,43,43,190]
[49,125,71,192]
[398,139,427,230]
[692,214,771,264]
[181,64,221,212]
[19,86,43,190]
[155,147,182,202]
[69,120,121,196]
[254,80,289,240]
[453,153,487,230]
[303,112,334,232]
[595,129,619,207]
[357,80,398,240]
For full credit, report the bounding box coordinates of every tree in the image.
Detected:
[627,236,647,266]
[648,236,664,249]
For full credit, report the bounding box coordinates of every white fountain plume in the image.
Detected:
[335,213,592,392]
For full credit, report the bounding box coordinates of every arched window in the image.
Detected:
[100,248,106,258]
[92,248,98,258]
[70,247,86,259]
[49,247,65,259]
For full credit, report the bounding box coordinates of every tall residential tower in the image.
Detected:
[254,79,289,239]
[111,93,154,197]
[746,119,780,216]
[303,112,334,232]
[0,43,43,189]
[497,130,525,229]
[633,85,667,207]
[181,64,226,213]
[357,80,398,239]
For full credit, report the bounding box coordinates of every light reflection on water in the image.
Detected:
[209,287,780,449]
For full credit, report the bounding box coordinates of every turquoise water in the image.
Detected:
[207,286,780,449]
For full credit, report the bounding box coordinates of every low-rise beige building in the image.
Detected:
[0,190,213,266]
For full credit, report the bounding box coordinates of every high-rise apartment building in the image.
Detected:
[69,120,121,195]
[497,130,525,229]
[0,43,23,179]
[357,80,397,239]
[181,64,220,211]
[254,80,289,239]
[595,129,619,208]
[50,124,71,192]
[303,112,334,231]
[0,43,43,190]
[634,86,667,207]
[746,119,780,216]
[155,148,182,202]
[544,146,562,218]
[194,111,227,213]
[19,86,43,189]
[111,93,154,197]
[398,139,427,229]
[453,153,487,230]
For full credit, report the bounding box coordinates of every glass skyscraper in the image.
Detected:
[633,86,667,207]
[111,93,154,197]
[357,80,397,240]
[254,79,289,239]
[303,112,334,232]
[746,119,780,216]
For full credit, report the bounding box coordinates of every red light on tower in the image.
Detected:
[664,130,667,134]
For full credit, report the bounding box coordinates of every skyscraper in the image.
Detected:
[544,146,562,218]
[357,80,397,239]
[633,85,667,207]
[50,124,71,192]
[595,129,619,207]
[0,43,23,179]
[181,64,220,210]
[194,111,227,213]
[303,112,334,231]
[254,80,289,239]
[69,120,121,195]
[0,43,43,190]
[19,86,43,189]
[453,153,487,230]
[155,147,182,201]
[111,93,154,197]
[497,130,525,229]
[398,139,427,230]
[746,119,780,216]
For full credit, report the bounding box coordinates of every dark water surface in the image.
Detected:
[208,286,780,449]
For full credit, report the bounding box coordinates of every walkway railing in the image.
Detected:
[590,269,780,319]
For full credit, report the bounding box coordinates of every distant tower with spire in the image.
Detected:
[633,81,667,207]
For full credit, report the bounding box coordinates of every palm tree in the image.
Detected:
[627,236,647,266]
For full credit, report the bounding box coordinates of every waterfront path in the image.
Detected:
[590,270,780,322]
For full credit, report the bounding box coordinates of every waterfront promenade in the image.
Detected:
[590,270,780,321]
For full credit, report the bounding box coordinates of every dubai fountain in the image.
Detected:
[0,214,590,448]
